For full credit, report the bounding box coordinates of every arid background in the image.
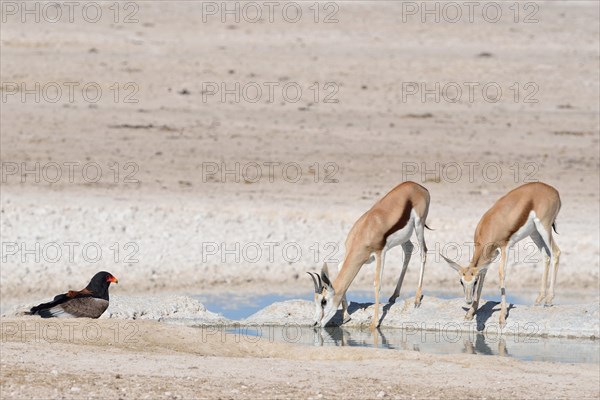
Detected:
[1,1,599,399]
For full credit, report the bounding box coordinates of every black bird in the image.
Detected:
[30,271,118,318]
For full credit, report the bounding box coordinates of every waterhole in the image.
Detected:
[194,290,599,364]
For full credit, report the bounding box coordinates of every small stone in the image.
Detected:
[377,391,386,398]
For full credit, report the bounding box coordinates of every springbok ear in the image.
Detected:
[321,262,333,288]
[440,254,463,272]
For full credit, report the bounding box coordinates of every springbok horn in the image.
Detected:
[321,262,332,287]
[307,272,321,293]
[321,271,332,287]
[315,273,323,291]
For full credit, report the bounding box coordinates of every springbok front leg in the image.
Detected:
[498,246,509,327]
[465,267,487,320]
[371,250,384,331]
[338,262,351,324]
[389,241,414,304]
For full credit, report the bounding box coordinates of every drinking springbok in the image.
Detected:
[441,182,561,327]
[308,181,431,330]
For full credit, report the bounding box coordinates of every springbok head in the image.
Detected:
[441,255,488,305]
[307,263,336,327]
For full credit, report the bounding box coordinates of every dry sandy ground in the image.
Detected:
[1,1,599,304]
[1,1,599,398]
[1,318,599,400]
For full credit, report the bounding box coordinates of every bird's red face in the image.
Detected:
[106,275,119,284]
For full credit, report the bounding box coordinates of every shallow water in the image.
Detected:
[223,325,599,364]
[195,290,465,320]
[195,291,599,364]
[194,289,581,320]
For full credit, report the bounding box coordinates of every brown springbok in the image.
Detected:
[308,181,431,330]
[442,182,561,327]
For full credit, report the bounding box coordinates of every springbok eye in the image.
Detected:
[321,299,327,306]
[460,280,464,286]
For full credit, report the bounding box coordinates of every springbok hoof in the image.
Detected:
[534,294,545,306]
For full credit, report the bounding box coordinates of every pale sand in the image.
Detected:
[1,2,599,304]
[5,295,598,338]
[2,318,599,399]
[1,1,599,398]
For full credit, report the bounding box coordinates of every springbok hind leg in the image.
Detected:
[533,219,559,306]
[414,222,427,307]
[545,240,561,306]
[531,231,550,306]
[389,241,414,304]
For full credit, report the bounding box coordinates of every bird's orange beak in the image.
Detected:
[108,276,119,284]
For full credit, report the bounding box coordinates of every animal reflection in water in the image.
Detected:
[462,334,509,357]
[312,327,509,357]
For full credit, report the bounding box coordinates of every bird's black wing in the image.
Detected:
[57,297,109,318]
[30,293,71,315]
[30,289,102,318]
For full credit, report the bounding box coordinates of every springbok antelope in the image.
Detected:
[441,182,561,327]
[307,181,431,330]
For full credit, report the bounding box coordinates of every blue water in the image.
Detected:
[222,325,599,364]
[192,290,599,364]
[194,289,528,320]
